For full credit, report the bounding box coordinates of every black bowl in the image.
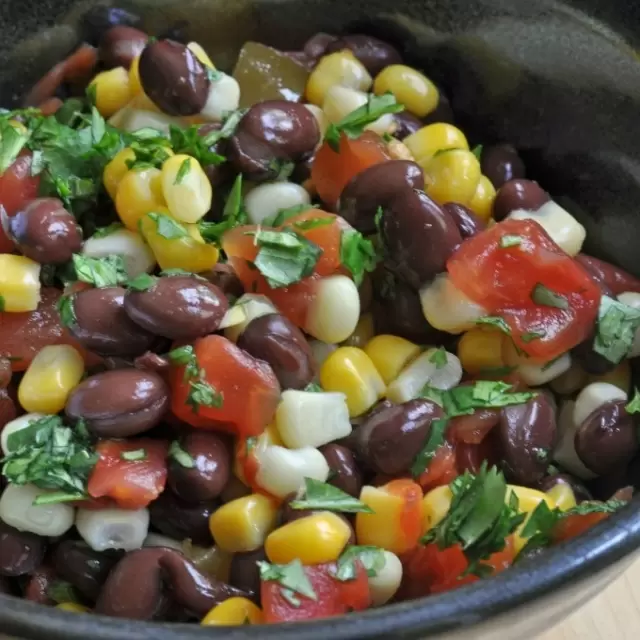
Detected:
[2,0,640,637]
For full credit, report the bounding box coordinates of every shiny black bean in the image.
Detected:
[149,492,215,546]
[576,254,640,297]
[168,432,231,503]
[571,338,616,376]
[442,202,486,240]
[229,547,266,603]
[7,198,82,264]
[99,26,148,69]
[237,313,315,390]
[319,444,362,498]
[133,351,170,374]
[67,287,156,357]
[481,144,526,190]
[81,6,141,45]
[339,160,424,235]
[65,368,169,437]
[0,521,46,577]
[228,101,319,181]
[124,276,228,340]
[492,179,551,221]
[52,541,121,603]
[357,399,444,475]
[498,394,557,485]
[201,263,244,302]
[95,547,245,620]
[381,189,462,289]
[139,40,209,116]
[303,33,338,62]
[538,473,592,503]
[393,111,423,140]
[197,123,232,187]
[575,400,638,476]
[326,34,402,75]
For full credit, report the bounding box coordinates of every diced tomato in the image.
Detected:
[311,132,391,209]
[234,435,262,493]
[88,439,168,509]
[261,561,370,623]
[385,479,424,550]
[447,219,601,361]
[171,335,280,437]
[447,409,500,445]
[552,512,609,543]
[416,443,458,493]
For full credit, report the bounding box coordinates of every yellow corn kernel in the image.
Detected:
[161,154,212,224]
[89,67,132,118]
[0,254,41,312]
[306,50,372,106]
[103,148,136,201]
[467,175,497,222]
[128,55,143,96]
[457,328,507,376]
[209,493,278,553]
[128,92,162,113]
[233,423,283,484]
[115,167,166,230]
[182,541,232,582]
[507,485,554,553]
[343,313,375,348]
[188,42,215,69]
[421,485,452,535]
[319,346,386,417]
[202,597,263,626]
[364,335,421,385]
[588,359,631,394]
[422,149,482,206]
[404,123,469,164]
[546,483,577,512]
[386,137,414,161]
[18,345,84,414]
[373,65,439,118]
[265,512,352,565]
[139,210,220,273]
[56,603,89,613]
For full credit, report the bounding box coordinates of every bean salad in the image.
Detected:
[0,4,637,626]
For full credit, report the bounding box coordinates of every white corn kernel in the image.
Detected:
[386,348,462,404]
[322,86,393,135]
[617,292,640,357]
[304,104,329,143]
[572,382,627,428]
[75,507,149,551]
[1,413,47,455]
[305,275,360,343]
[143,532,183,551]
[309,339,338,370]
[553,400,596,480]
[116,107,181,134]
[508,201,586,256]
[419,274,487,334]
[276,390,352,448]
[244,182,311,225]
[224,294,278,342]
[83,228,156,278]
[368,550,403,606]
[0,484,75,537]
[517,353,572,387]
[255,445,329,499]
[200,73,241,122]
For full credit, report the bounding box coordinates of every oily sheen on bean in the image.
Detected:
[149,491,216,546]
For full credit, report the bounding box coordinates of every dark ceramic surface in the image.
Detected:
[1,0,640,637]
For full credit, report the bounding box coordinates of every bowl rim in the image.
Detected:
[2,496,639,639]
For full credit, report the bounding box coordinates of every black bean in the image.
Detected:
[442,202,486,240]
[538,473,592,503]
[237,313,315,390]
[356,399,444,475]
[201,262,245,301]
[67,287,156,357]
[138,40,209,116]
[571,338,617,376]
[326,34,402,75]
[65,368,169,437]
[481,144,526,190]
[339,160,424,235]
[81,6,141,46]
[229,547,266,603]
[7,198,82,264]
[319,444,362,498]
[576,254,640,297]
[133,351,170,374]
[392,111,423,140]
[493,179,551,221]
[149,491,215,546]
[575,400,638,476]
[0,521,46,577]
[99,26,148,69]
[498,394,557,486]
[303,33,338,62]
[381,189,462,289]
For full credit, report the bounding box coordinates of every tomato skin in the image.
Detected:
[552,512,609,543]
[88,439,168,509]
[447,219,601,360]
[261,561,370,623]
[385,479,424,549]
[416,444,458,493]
[171,335,281,437]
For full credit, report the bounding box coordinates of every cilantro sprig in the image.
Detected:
[258,559,317,607]
[289,478,374,514]
[334,546,386,581]
[593,295,640,365]
[72,254,128,288]
[198,174,248,245]
[340,229,380,287]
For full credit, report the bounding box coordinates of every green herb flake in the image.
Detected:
[168,124,225,167]
[281,588,301,608]
[521,331,545,343]
[72,254,128,288]
[126,273,157,292]
[471,144,483,160]
[174,157,191,185]
[340,229,379,287]
[290,477,374,514]
[56,295,77,328]
[47,580,81,605]
[120,449,147,462]
[200,109,247,148]
[531,283,569,310]
[0,295,4,312]
[92,222,124,239]
[187,378,224,413]
[206,68,224,83]
[334,546,386,581]
[257,559,317,602]
[303,382,323,393]
[245,436,258,455]
[499,234,522,249]
[593,295,640,365]
[428,347,448,369]
[264,203,319,227]
[292,217,335,231]
[410,418,449,477]
[626,388,640,414]
[168,440,195,468]
[197,174,248,245]
[148,212,189,240]
[33,491,87,506]
[0,120,31,175]
[475,316,511,334]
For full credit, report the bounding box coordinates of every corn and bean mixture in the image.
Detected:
[0,6,637,625]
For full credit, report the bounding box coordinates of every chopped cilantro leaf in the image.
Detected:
[290,478,374,514]
[198,174,248,245]
[499,234,522,248]
[147,212,189,239]
[56,295,77,328]
[126,273,157,291]
[626,388,640,414]
[334,546,386,581]
[340,229,379,286]
[475,316,511,334]
[593,295,640,364]
[410,418,449,477]
[174,157,191,184]
[257,559,317,601]
[120,449,147,462]
[168,440,195,468]
[72,254,128,288]
[92,222,124,239]
[265,204,319,227]
[429,347,448,369]
[531,283,569,310]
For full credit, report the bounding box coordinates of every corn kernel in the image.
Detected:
[202,597,263,626]
[115,167,166,230]
[467,175,497,222]
[56,603,89,613]
[319,346,386,417]
[161,154,212,224]
[0,255,41,312]
[18,345,84,414]
[421,485,453,535]
[422,149,482,206]
[588,359,631,394]
[89,67,132,118]
[306,50,372,106]
[139,210,220,273]
[188,42,215,69]
[546,483,577,512]
[103,147,136,201]
[404,123,469,164]
[457,328,507,376]
[373,65,439,118]
[209,493,278,553]
[507,485,554,553]
[343,313,375,348]
[364,335,421,385]
[128,55,143,96]
[386,137,414,161]
[265,512,352,565]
